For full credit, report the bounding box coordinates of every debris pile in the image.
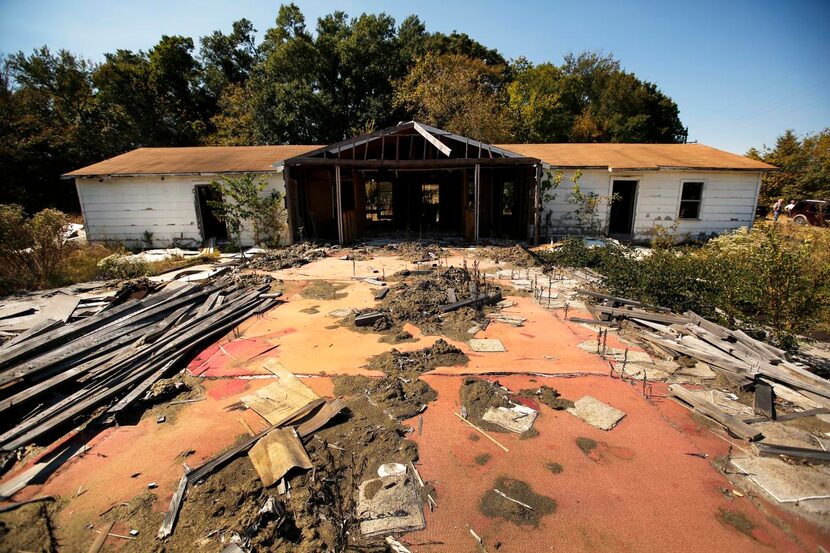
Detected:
[248,243,331,271]
[380,242,445,262]
[350,266,502,339]
[335,340,467,419]
[0,277,279,455]
[577,288,830,460]
[474,245,536,267]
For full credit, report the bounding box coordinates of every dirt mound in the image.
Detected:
[300,280,346,300]
[346,266,501,340]
[479,476,556,526]
[519,386,574,410]
[249,244,331,271]
[459,378,512,433]
[381,242,445,262]
[475,245,536,267]
[335,340,466,419]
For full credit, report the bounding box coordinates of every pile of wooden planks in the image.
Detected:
[0,277,278,453]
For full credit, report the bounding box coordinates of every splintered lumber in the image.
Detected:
[593,306,689,325]
[438,292,502,313]
[453,412,509,452]
[0,278,276,454]
[373,287,390,300]
[576,289,671,312]
[668,384,763,441]
[157,474,189,539]
[756,443,830,462]
[753,383,775,419]
[355,311,386,327]
[569,316,618,327]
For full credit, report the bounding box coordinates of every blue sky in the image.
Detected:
[2,0,828,154]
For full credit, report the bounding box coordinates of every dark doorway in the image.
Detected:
[608,180,637,235]
[195,185,228,242]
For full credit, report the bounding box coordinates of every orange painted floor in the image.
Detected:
[2,252,828,552]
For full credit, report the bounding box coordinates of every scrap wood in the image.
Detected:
[594,305,688,325]
[385,536,413,553]
[438,292,502,314]
[248,427,313,487]
[240,366,321,425]
[295,398,347,438]
[755,443,830,462]
[493,488,534,510]
[668,384,763,441]
[88,521,115,553]
[355,311,386,327]
[576,289,671,312]
[453,412,509,452]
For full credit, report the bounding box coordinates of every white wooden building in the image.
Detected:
[64,123,775,247]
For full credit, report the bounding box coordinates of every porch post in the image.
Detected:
[534,164,542,245]
[284,166,297,244]
[474,163,480,244]
[335,164,344,244]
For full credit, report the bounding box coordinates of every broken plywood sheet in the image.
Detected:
[469,338,506,352]
[357,474,425,538]
[328,308,353,318]
[248,427,313,487]
[567,396,626,431]
[482,404,538,433]
[731,457,830,503]
[241,365,320,425]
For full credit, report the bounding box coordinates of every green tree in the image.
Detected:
[749,128,830,208]
[200,18,259,100]
[509,52,686,144]
[394,52,514,143]
[208,174,286,250]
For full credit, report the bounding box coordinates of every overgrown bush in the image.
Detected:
[540,224,830,349]
[96,253,151,279]
[0,204,75,290]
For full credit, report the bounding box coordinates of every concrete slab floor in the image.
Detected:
[1,251,828,552]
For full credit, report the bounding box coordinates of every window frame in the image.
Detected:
[677,180,705,221]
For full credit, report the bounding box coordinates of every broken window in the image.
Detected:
[679,181,703,219]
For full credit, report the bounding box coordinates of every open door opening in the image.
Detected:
[195,185,228,243]
[608,180,637,235]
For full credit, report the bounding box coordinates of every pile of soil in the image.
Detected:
[519,386,574,411]
[475,245,536,267]
[249,244,331,271]
[0,501,59,552]
[459,378,512,433]
[300,280,347,300]
[347,266,500,340]
[479,476,556,526]
[381,242,445,262]
[335,340,467,419]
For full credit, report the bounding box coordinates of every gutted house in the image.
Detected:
[64,122,775,247]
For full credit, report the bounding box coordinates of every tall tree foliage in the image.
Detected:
[509,52,687,143]
[748,128,830,207]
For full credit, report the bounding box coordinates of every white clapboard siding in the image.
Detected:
[76,173,286,248]
[539,169,762,241]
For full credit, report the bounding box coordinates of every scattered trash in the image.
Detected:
[378,462,407,477]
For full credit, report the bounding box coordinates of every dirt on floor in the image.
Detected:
[346,266,501,341]
[479,476,556,527]
[299,280,347,301]
[248,244,332,271]
[334,340,467,420]
[77,393,427,553]
[459,378,512,433]
[0,500,60,553]
[379,242,446,263]
[519,386,575,411]
[474,245,536,267]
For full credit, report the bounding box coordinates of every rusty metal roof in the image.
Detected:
[64,142,775,178]
[63,145,321,177]
[494,143,776,171]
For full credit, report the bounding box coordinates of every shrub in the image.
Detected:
[97,253,151,279]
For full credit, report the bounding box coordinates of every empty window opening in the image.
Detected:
[679,182,703,219]
[365,180,394,222]
[421,183,440,225]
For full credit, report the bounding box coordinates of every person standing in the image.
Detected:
[773,198,784,222]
